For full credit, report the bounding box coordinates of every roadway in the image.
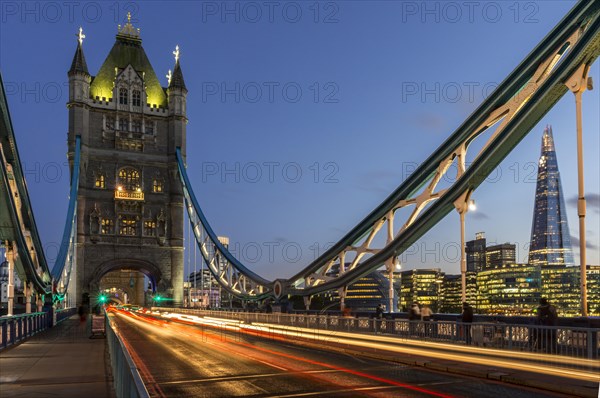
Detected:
[108,309,569,398]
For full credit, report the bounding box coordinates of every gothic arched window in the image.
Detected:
[117,167,141,191]
[132,90,141,107]
[119,88,128,105]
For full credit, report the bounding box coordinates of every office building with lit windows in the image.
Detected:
[399,269,444,312]
[477,263,540,315]
[485,244,517,269]
[322,264,394,312]
[466,232,487,272]
[587,265,600,316]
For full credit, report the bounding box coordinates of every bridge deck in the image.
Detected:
[112,308,598,398]
[0,315,114,397]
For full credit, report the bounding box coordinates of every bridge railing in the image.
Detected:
[0,312,50,350]
[105,311,150,398]
[153,307,599,361]
[0,308,77,350]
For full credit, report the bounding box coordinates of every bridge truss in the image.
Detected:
[1,1,599,312]
[178,0,600,303]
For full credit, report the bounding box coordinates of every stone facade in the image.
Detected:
[67,21,186,306]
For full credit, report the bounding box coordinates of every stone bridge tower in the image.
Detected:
[67,18,187,306]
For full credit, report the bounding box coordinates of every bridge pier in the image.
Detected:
[6,244,15,316]
[36,294,43,312]
[25,282,33,313]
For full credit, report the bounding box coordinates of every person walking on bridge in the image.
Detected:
[375,303,384,333]
[408,302,420,336]
[460,302,474,345]
[536,297,558,353]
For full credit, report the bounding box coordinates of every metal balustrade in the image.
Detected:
[105,312,150,398]
[153,307,599,361]
[0,308,76,350]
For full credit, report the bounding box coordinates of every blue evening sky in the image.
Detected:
[1,1,598,280]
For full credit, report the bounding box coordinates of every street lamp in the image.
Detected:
[566,66,593,317]
[454,192,475,303]
[388,257,401,313]
[468,199,477,212]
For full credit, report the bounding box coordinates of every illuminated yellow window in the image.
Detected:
[118,168,141,191]
[101,218,113,234]
[119,216,137,236]
[95,174,106,189]
[152,179,163,193]
[144,220,156,236]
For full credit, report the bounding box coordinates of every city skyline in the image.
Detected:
[0,2,598,282]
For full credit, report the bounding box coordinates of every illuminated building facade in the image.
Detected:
[399,269,444,312]
[542,266,580,316]
[466,232,486,272]
[476,263,540,315]
[528,126,576,314]
[485,244,516,269]
[587,265,600,316]
[323,264,394,312]
[345,272,396,312]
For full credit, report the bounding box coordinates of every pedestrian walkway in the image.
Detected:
[0,315,114,398]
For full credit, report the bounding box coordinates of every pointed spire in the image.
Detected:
[117,11,141,43]
[69,27,89,76]
[541,125,555,153]
[168,45,187,91]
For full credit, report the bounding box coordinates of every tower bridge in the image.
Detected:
[1,1,599,316]
[1,2,600,397]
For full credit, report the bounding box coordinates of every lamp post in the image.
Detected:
[566,66,593,317]
[454,193,475,303]
[388,258,401,313]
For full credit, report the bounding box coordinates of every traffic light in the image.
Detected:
[98,294,108,303]
[154,295,162,302]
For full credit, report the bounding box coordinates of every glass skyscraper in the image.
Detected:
[528,126,574,267]
[528,126,578,315]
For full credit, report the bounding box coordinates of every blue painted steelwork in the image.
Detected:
[51,136,80,299]
[177,149,271,298]
[0,73,80,299]
[0,74,52,294]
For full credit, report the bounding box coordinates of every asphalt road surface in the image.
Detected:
[109,310,568,398]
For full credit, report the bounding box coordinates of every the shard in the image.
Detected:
[528,126,575,267]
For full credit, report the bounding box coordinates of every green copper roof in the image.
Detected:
[90,33,167,107]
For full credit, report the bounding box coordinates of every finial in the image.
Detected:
[77,27,86,45]
[166,70,172,84]
[127,12,132,24]
[173,45,180,63]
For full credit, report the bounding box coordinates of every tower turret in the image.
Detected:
[167,45,187,154]
[68,27,91,103]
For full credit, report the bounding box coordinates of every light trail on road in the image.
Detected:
[107,308,572,398]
